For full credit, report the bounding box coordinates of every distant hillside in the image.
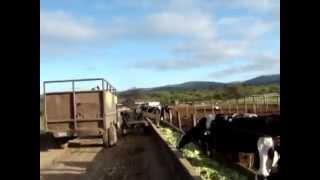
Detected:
[118,74,280,104]
[152,81,226,91]
[120,74,279,93]
[39,74,280,106]
[244,74,280,85]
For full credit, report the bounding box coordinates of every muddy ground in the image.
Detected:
[40,131,174,180]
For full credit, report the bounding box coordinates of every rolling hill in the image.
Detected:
[40,74,279,106]
[244,74,280,85]
[121,74,279,93]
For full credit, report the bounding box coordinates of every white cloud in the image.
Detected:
[128,0,279,71]
[134,12,276,71]
[217,17,276,40]
[147,12,216,40]
[41,11,98,42]
[215,0,279,13]
[208,53,280,78]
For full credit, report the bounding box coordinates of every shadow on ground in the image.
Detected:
[40,132,175,180]
[40,132,74,152]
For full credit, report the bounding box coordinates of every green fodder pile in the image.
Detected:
[159,126,248,180]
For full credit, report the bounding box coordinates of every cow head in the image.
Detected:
[206,114,216,129]
[257,137,280,179]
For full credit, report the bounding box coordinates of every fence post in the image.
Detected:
[266,96,269,113]
[264,95,267,113]
[169,109,173,124]
[193,113,196,127]
[277,96,280,111]
[253,96,256,114]
[211,102,214,114]
[186,105,188,118]
[177,111,181,129]
[227,100,230,114]
[193,104,197,127]
[220,102,224,114]
[244,97,247,113]
[236,99,239,113]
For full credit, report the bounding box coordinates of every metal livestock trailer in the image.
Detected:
[43,78,118,147]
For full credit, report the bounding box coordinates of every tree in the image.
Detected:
[213,93,223,100]
[225,85,245,99]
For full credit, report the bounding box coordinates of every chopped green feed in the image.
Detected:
[159,126,248,180]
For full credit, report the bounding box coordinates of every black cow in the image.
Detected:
[120,111,130,130]
[177,114,218,151]
[160,105,170,121]
[213,115,280,179]
[178,113,280,179]
[140,104,148,112]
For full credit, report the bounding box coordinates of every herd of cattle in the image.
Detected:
[137,104,280,180]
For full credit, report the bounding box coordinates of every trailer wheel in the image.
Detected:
[102,131,109,148]
[122,128,127,136]
[108,124,117,147]
[143,124,150,134]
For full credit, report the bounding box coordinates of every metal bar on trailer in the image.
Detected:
[44,78,116,94]
[44,78,104,84]
[47,118,104,123]
[72,81,77,131]
[103,79,109,89]
[43,82,48,130]
[102,81,107,132]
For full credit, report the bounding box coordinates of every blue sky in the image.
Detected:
[40,0,279,93]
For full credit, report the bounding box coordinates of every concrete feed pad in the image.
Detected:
[40,133,174,180]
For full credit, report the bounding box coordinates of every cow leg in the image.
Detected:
[257,137,274,177]
[231,152,239,163]
[205,143,211,156]
[155,116,160,128]
[204,135,214,157]
[225,153,233,161]
[248,154,254,169]
[177,133,192,149]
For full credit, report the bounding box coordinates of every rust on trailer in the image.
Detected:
[43,78,118,146]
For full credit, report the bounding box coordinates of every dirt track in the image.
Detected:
[40,132,174,180]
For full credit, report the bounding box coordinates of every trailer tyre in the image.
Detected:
[102,131,109,148]
[143,126,150,135]
[122,128,127,136]
[108,124,117,147]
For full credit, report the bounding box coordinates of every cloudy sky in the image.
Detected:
[40,0,279,92]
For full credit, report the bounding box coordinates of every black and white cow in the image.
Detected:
[177,113,280,179]
[231,112,259,118]
[177,114,216,150]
